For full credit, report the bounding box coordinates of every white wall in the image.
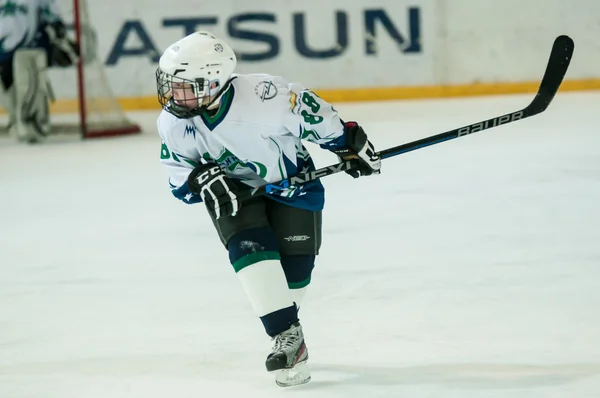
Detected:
[438,0,599,84]
[51,0,600,99]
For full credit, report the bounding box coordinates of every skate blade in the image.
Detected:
[274,362,311,387]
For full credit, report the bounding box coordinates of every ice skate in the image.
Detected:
[265,322,311,387]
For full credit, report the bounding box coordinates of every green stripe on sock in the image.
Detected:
[288,277,311,289]
[232,251,281,273]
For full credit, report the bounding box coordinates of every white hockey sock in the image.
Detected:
[290,286,308,310]
[236,257,295,317]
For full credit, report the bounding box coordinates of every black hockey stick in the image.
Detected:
[241,35,574,200]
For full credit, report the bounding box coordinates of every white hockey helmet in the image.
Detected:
[156,31,237,118]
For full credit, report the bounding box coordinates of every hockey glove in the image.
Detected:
[331,122,381,178]
[44,21,79,67]
[187,163,247,219]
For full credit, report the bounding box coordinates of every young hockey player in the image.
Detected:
[155,31,381,387]
[0,0,78,142]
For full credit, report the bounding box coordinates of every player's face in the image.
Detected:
[171,82,199,109]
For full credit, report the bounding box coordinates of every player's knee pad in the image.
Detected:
[227,226,280,268]
[13,49,51,143]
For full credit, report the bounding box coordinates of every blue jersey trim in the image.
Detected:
[171,181,203,204]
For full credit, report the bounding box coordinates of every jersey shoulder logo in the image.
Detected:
[254,80,278,102]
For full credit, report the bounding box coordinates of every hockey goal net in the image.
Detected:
[1,0,142,139]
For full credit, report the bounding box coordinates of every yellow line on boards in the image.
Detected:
[93,78,600,111]
[1,78,599,115]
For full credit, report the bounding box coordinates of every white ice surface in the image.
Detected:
[1,91,600,398]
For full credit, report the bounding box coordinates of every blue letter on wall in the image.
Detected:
[105,20,161,65]
[364,8,421,55]
[228,13,279,62]
[293,12,348,58]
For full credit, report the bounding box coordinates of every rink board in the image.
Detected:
[4,0,600,114]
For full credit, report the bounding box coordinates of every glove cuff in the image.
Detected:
[331,121,368,158]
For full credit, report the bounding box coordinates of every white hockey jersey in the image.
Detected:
[157,73,349,211]
[0,0,62,61]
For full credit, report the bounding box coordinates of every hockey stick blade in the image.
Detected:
[524,35,575,115]
[239,35,574,200]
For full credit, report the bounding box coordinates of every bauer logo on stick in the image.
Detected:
[457,111,524,137]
